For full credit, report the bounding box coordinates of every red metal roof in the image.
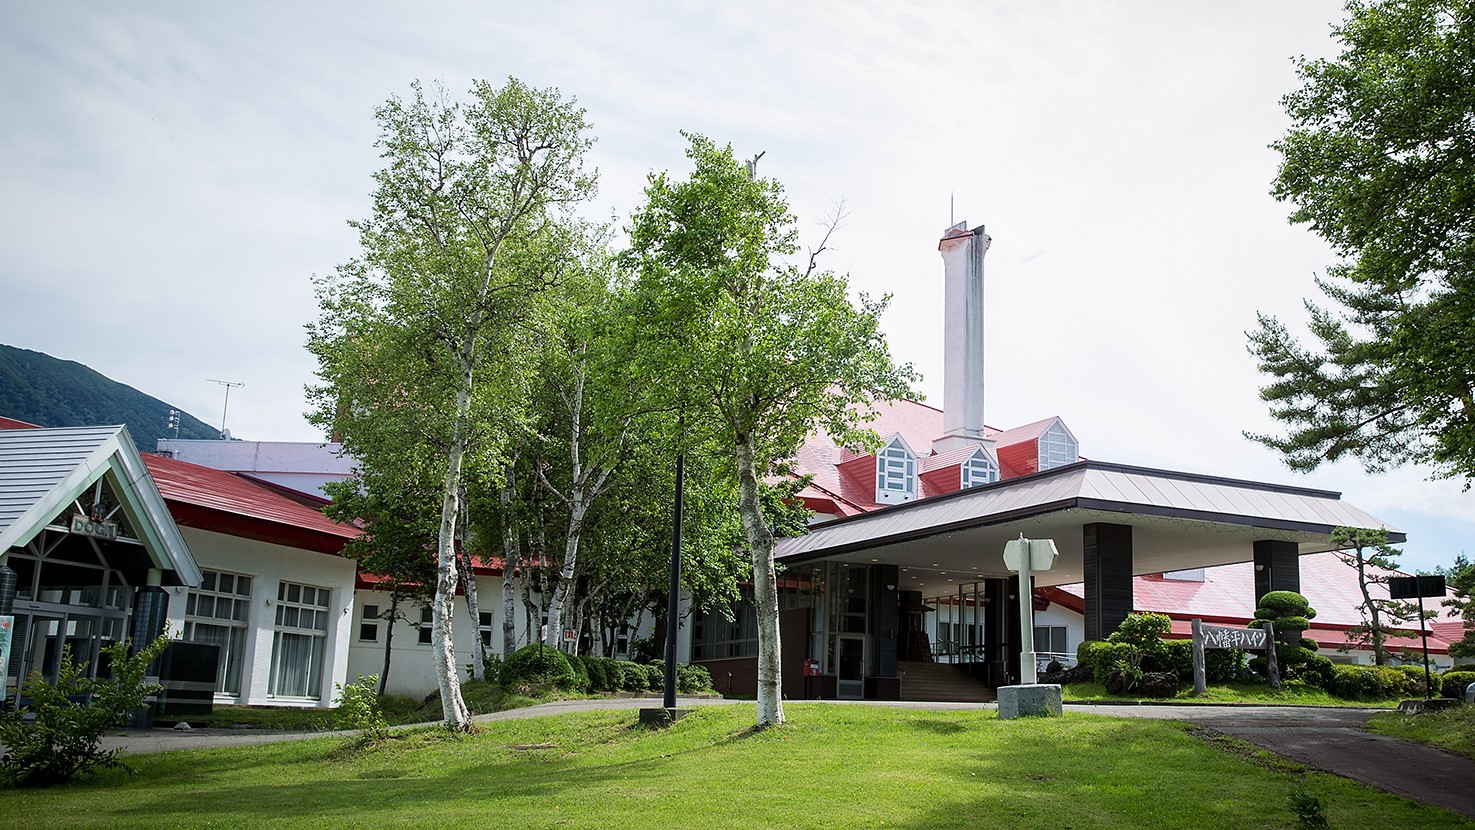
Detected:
[143,452,359,555]
[0,416,42,430]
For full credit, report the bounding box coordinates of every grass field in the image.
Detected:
[1367,705,1475,761]
[3,705,1469,829]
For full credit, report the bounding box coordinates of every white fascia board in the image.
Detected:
[112,429,201,586]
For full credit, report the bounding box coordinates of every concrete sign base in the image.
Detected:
[997,684,1063,719]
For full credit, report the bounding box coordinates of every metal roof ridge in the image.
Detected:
[788,460,1090,535]
[1081,460,1345,500]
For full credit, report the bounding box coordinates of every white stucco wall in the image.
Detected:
[165,527,357,708]
[346,578,665,699]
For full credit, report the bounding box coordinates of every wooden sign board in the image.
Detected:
[1201,623,1268,651]
[1191,618,1278,695]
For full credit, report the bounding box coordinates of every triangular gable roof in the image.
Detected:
[0,424,201,586]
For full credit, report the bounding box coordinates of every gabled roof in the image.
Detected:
[0,424,201,586]
[143,452,358,555]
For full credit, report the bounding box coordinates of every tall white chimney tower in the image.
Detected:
[934,221,991,454]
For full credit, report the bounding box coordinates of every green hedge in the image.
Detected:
[1327,663,1422,700]
[499,644,580,691]
[1439,670,1475,699]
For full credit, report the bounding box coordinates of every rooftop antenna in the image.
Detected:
[950,192,954,227]
[207,379,244,439]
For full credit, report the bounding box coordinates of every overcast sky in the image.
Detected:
[1,1,1468,572]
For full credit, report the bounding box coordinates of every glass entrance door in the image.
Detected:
[837,635,865,699]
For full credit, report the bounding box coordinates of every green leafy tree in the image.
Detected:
[625,134,916,726]
[0,634,168,787]
[307,78,596,730]
[1331,526,1422,665]
[1248,0,1475,487]
[1439,553,1475,658]
[323,464,438,694]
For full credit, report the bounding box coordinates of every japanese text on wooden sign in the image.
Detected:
[1200,623,1268,651]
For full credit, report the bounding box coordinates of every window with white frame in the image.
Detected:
[1034,625,1068,656]
[183,569,252,696]
[960,447,999,489]
[269,581,330,698]
[1038,421,1078,470]
[478,611,495,648]
[359,604,380,642]
[874,436,918,504]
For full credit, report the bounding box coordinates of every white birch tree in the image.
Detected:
[307,78,595,729]
[624,134,915,726]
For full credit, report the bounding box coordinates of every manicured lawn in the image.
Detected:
[3,705,1468,829]
[1063,681,1404,708]
[174,680,542,731]
[1367,705,1475,761]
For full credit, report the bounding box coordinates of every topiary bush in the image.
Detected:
[1162,639,1194,680]
[499,644,579,692]
[583,656,609,691]
[1439,670,1475,700]
[566,654,591,692]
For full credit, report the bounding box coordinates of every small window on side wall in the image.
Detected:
[418,606,433,645]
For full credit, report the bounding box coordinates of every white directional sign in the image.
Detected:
[1002,538,1059,572]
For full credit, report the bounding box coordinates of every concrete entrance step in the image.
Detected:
[898,660,995,703]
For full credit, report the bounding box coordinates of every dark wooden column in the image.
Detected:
[1083,523,1133,641]
[1253,539,1301,601]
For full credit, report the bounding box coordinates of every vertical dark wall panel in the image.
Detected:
[871,564,899,679]
[1083,523,1133,641]
[1253,540,1301,601]
[0,564,16,616]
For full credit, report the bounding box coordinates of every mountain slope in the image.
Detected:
[0,344,219,448]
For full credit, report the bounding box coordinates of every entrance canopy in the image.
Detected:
[0,425,200,586]
[776,460,1399,597]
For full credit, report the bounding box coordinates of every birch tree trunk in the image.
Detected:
[459,539,486,680]
[735,432,783,726]
[432,380,474,730]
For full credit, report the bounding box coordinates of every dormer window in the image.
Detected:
[1039,420,1079,471]
[875,435,917,504]
[960,446,999,489]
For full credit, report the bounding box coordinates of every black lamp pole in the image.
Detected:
[662,451,684,710]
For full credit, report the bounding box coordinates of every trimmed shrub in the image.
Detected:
[1439,670,1475,699]
[582,656,609,691]
[676,663,714,693]
[1205,647,1246,682]
[1258,591,1311,616]
[1392,664,1433,697]
[567,654,591,692]
[1163,639,1194,680]
[616,660,647,691]
[645,663,664,691]
[1328,663,1421,700]
[1078,641,1143,685]
[499,644,579,691]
